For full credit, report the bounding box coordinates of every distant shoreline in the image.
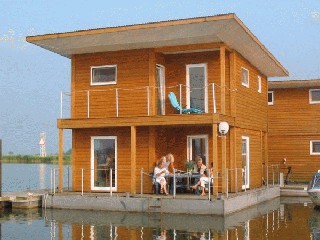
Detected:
[1,155,71,164]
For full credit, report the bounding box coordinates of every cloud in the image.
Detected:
[311,11,320,20]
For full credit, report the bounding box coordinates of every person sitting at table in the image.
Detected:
[192,156,207,176]
[191,163,213,196]
[154,157,169,195]
[165,153,175,172]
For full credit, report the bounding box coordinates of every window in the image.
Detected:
[257,76,262,93]
[309,89,320,104]
[268,91,274,105]
[91,65,117,85]
[310,140,320,155]
[241,67,249,87]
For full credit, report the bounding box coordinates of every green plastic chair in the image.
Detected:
[168,92,203,114]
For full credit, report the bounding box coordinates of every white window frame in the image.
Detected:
[91,65,117,86]
[156,64,166,115]
[242,136,250,190]
[268,91,274,105]
[257,75,262,93]
[310,140,320,155]
[186,63,208,113]
[309,89,320,104]
[187,135,209,166]
[91,136,117,191]
[241,67,249,88]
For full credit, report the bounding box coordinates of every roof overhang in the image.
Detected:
[26,13,288,77]
[269,79,320,89]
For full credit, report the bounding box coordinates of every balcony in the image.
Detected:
[59,83,231,119]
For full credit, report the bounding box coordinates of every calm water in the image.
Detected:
[0,163,318,239]
[2,163,71,192]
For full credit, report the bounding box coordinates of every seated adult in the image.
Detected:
[154,157,169,195]
[192,164,213,196]
[190,156,207,193]
[192,156,207,176]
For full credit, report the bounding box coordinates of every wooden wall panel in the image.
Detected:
[235,52,268,131]
[268,135,320,181]
[268,88,320,135]
[162,51,229,115]
[234,128,263,190]
[73,49,150,118]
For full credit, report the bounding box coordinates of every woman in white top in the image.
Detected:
[191,163,213,196]
[154,157,169,195]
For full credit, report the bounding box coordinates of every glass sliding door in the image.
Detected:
[187,135,208,166]
[156,64,165,115]
[242,136,250,190]
[91,136,117,191]
[186,64,208,112]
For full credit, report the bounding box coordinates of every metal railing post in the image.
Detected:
[208,174,211,201]
[173,171,176,198]
[266,166,269,188]
[272,165,275,186]
[50,168,53,194]
[116,88,119,117]
[147,87,150,116]
[60,91,63,118]
[226,168,229,199]
[212,83,217,113]
[141,168,143,197]
[179,84,182,114]
[67,166,70,192]
[81,168,84,196]
[110,168,113,197]
[87,90,90,118]
[235,168,238,193]
[244,168,246,192]
[53,168,56,195]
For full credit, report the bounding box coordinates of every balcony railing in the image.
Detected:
[60,83,224,119]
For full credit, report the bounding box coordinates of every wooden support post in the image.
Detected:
[212,124,218,197]
[220,46,226,115]
[131,126,137,194]
[229,127,236,192]
[221,135,227,194]
[58,128,64,192]
[230,50,236,117]
[149,126,156,173]
[148,49,156,116]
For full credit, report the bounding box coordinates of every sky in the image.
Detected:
[0,0,319,155]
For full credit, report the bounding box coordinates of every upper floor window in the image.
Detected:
[257,76,262,93]
[310,140,320,155]
[268,91,274,105]
[309,89,320,104]
[241,67,249,88]
[91,65,117,86]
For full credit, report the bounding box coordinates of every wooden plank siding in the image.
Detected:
[72,49,151,119]
[268,87,320,181]
[234,53,268,132]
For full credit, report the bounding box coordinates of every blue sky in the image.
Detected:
[0,0,319,154]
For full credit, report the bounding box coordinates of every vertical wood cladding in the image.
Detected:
[268,87,320,181]
[72,49,150,118]
[235,53,268,131]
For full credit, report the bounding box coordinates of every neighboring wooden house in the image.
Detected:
[26,14,288,195]
[268,79,320,182]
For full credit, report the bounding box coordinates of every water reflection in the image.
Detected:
[0,197,315,239]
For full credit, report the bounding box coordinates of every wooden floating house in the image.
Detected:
[26,14,288,196]
[268,79,320,182]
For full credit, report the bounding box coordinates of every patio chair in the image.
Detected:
[168,92,203,114]
[149,172,161,194]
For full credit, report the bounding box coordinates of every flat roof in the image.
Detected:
[268,79,320,89]
[26,13,288,77]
